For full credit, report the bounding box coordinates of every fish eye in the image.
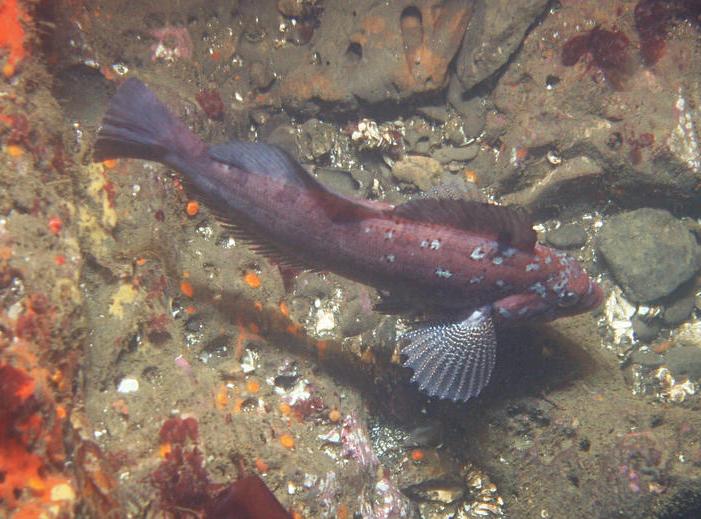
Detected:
[558,291,579,307]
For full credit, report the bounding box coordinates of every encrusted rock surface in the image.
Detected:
[597,209,701,303]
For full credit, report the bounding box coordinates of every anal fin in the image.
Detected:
[400,306,496,402]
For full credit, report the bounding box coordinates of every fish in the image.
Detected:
[93,78,603,403]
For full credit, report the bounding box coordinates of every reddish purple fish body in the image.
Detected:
[94,79,603,403]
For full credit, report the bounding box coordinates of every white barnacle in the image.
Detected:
[492,256,504,265]
[526,262,540,272]
[469,275,484,284]
[420,239,429,248]
[470,246,486,261]
[384,230,394,240]
[385,254,396,263]
[502,247,517,258]
[495,279,506,288]
[544,256,553,265]
[430,239,441,250]
[364,226,372,233]
[435,267,453,279]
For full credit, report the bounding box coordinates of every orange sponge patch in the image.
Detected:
[0,0,30,77]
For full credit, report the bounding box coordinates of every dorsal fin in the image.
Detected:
[208,141,323,191]
[208,140,377,223]
[390,198,536,251]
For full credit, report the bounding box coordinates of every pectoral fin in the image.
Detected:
[401,307,496,402]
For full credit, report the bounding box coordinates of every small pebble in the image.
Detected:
[630,350,665,368]
[662,293,696,326]
[666,346,701,381]
[546,223,587,249]
[631,316,661,342]
[117,378,139,393]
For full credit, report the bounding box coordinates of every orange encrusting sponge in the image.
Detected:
[0,0,30,77]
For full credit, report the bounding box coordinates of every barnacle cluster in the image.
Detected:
[655,367,696,403]
[349,118,405,157]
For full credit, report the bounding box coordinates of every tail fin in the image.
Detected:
[93,78,203,163]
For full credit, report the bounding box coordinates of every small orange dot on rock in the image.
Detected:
[255,458,269,473]
[6,144,23,157]
[328,409,342,423]
[410,449,425,462]
[246,379,260,394]
[464,169,478,184]
[159,443,172,458]
[3,63,16,78]
[279,402,292,416]
[279,433,295,449]
[243,271,261,288]
[48,217,63,235]
[180,280,194,298]
[185,200,199,216]
[102,158,118,169]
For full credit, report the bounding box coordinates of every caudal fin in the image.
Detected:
[94,78,203,163]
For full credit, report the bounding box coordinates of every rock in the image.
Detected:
[665,346,701,381]
[481,0,701,211]
[391,155,444,191]
[266,124,299,156]
[338,299,380,337]
[545,223,588,249]
[274,0,473,112]
[597,209,701,303]
[447,76,486,137]
[277,0,306,17]
[297,119,337,160]
[315,167,361,197]
[249,60,274,90]
[432,144,479,164]
[632,317,661,342]
[444,116,470,145]
[454,0,550,91]
[630,350,665,368]
[662,293,696,326]
[416,105,450,123]
[502,156,604,211]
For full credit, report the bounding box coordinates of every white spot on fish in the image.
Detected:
[518,307,530,316]
[498,307,512,318]
[502,247,517,258]
[420,239,429,248]
[470,246,486,261]
[435,267,452,278]
[495,279,506,288]
[469,275,484,284]
[526,263,540,272]
[384,230,394,240]
[430,239,441,250]
[553,277,567,294]
[492,256,504,265]
[364,227,372,233]
[530,282,547,298]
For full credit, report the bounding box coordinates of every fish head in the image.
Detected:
[541,249,603,320]
[494,248,603,323]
